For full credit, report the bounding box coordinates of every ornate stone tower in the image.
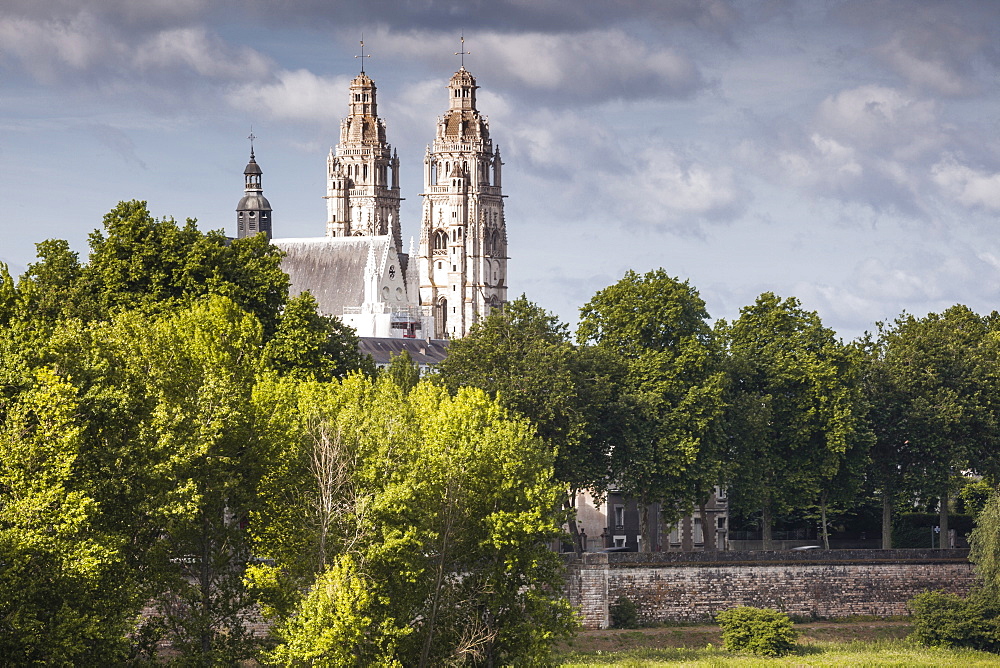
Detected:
[236,146,272,240]
[419,65,507,338]
[325,67,402,252]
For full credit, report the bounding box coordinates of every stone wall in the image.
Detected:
[565,549,976,629]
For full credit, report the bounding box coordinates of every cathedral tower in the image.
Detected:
[325,67,402,252]
[419,65,507,338]
[236,147,272,240]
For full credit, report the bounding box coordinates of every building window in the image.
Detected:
[614,505,625,528]
[613,536,626,548]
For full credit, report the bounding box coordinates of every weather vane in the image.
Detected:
[455,34,470,68]
[356,35,371,74]
[248,126,256,156]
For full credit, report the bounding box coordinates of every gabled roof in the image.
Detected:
[273,235,393,317]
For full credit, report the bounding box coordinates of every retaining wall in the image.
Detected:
[565,549,976,629]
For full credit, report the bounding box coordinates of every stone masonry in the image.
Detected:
[566,549,976,629]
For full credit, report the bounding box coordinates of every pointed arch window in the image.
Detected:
[432,229,447,254]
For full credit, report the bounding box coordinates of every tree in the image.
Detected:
[16,200,289,334]
[252,376,576,666]
[725,293,870,549]
[263,292,374,381]
[436,296,619,553]
[382,349,421,393]
[0,369,134,664]
[863,306,998,548]
[577,269,725,551]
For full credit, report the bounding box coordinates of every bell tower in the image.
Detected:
[419,56,507,339]
[325,43,402,252]
[236,133,272,240]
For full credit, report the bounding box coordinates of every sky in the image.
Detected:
[2,0,999,341]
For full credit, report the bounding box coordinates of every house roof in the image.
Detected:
[358,337,450,367]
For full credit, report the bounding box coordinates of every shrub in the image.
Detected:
[715,606,799,656]
[909,590,1000,652]
[610,596,639,629]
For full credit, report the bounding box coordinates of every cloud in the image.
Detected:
[604,147,746,229]
[0,13,112,82]
[932,157,1000,212]
[134,27,272,81]
[227,69,351,122]
[378,28,706,105]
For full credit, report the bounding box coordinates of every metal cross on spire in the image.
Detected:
[454,34,470,68]
[355,35,371,74]
[248,127,256,158]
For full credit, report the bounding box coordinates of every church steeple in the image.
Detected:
[236,135,272,240]
[419,53,507,339]
[325,43,402,251]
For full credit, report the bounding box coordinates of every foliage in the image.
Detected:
[266,554,407,667]
[577,270,725,549]
[254,375,578,666]
[909,591,1000,653]
[970,492,1000,595]
[609,596,639,629]
[961,479,994,517]
[263,292,373,381]
[715,606,799,656]
[0,369,134,664]
[383,348,421,393]
[862,306,1000,547]
[724,293,871,547]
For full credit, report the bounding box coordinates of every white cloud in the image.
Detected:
[0,13,112,81]
[227,69,351,122]
[931,157,1000,212]
[816,85,940,156]
[604,147,744,227]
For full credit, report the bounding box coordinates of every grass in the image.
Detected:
[555,639,1000,666]
[554,622,1000,667]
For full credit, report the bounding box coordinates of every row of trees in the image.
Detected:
[0,202,573,665]
[440,270,1000,552]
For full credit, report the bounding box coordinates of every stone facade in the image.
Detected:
[418,67,507,339]
[566,549,976,629]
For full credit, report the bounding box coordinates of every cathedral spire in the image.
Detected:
[326,55,402,250]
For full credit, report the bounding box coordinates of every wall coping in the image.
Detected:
[572,548,970,568]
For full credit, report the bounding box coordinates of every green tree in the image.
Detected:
[577,269,725,551]
[0,369,134,663]
[253,375,576,667]
[725,293,870,549]
[382,348,421,393]
[863,306,998,548]
[437,296,619,553]
[264,292,373,381]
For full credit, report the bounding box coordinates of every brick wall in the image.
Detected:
[566,549,976,629]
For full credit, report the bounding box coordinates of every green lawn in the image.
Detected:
[555,639,1000,666]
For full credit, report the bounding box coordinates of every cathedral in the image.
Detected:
[236,60,509,340]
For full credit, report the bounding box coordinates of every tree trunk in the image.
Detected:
[820,492,830,550]
[940,486,950,549]
[881,491,892,550]
[639,502,650,553]
[761,501,773,550]
[699,501,716,552]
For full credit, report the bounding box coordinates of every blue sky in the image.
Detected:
[3,0,1000,339]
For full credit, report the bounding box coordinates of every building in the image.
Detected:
[573,488,729,552]
[238,60,508,340]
